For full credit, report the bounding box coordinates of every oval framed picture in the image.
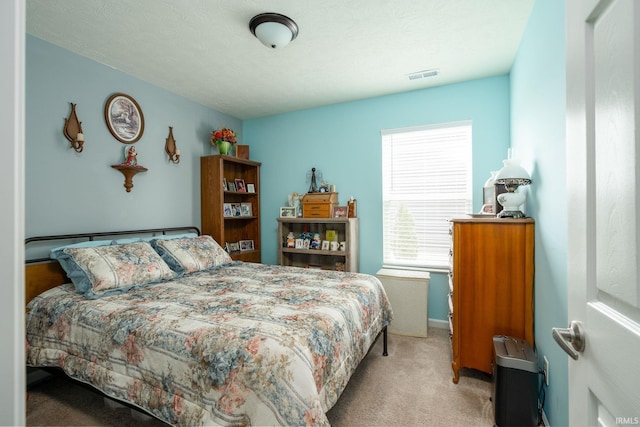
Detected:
[104,93,145,144]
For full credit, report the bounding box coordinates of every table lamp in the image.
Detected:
[494,159,531,218]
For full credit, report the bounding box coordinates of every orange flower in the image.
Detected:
[210,127,237,145]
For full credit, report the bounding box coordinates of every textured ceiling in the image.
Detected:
[26,0,534,120]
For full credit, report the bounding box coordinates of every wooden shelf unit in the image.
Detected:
[201,155,261,263]
[448,216,534,384]
[277,217,359,272]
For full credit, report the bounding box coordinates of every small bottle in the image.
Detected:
[348,196,357,218]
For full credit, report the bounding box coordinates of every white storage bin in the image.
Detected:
[376,268,430,337]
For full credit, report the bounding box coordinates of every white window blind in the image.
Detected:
[381,121,472,270]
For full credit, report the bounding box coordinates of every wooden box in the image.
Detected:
[235,145,249,159]
[302,192,338,218]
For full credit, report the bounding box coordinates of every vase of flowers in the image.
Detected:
[210,127,237,155]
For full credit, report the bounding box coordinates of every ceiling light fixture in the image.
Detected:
[249,13,299,49]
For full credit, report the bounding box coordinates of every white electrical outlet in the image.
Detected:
[543,356,550,386]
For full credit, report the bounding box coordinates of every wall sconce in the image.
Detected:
[165,126,180,164]
[63,102,85,153]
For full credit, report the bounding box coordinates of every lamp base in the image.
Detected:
[497,209,526,219]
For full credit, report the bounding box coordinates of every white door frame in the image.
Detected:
[0,0,26,425]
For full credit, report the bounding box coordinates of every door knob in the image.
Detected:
[552,320,585,360]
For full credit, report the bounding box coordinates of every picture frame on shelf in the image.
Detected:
[303,239,310,249]
[225,242,240,253]
[333,206,348,218]
[321,240,330,250]
[231,203,241,217]
[295,239,304,249]
[234,179,246,192]
[239,240,254,252]
[241,202,252,216]
[246,183,255,193]
[280,206,296,217]
[222,177,228,191]
[228,181,237,192]
[223,203,232,217]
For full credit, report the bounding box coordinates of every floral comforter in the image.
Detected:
[26,262,393,426]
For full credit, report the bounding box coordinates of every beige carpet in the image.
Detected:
[26,328,494,426]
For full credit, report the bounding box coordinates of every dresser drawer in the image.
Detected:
[302,204,333,218]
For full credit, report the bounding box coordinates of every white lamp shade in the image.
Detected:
[495,159,531,182]
[254,21,294,48]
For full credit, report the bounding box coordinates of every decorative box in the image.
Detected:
[302,192,338,218]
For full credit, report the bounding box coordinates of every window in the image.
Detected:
[381,121,472,270]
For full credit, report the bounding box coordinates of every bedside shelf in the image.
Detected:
[277,217,359,271]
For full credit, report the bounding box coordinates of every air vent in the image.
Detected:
[407,69,440,81]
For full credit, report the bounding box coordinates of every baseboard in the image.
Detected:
[428,318,449,329]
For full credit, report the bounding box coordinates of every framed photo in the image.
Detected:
[333,206,348,218]
[223,177,228,191]
[321,240,330,250]
[246,183,255,193]
[234,179,246,192]
[280,206,296,217]
[239,240,254,252]
[303,239,310,249]
[104,93,144,144]
[241,202,252,216]
[295,239,304,249]
[223,203,232,217]
[231,203,241,217]
[227,181,237,192]
[225,242,240,253]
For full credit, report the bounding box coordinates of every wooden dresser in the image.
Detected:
[448,216,534,383]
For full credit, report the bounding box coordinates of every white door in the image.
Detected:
[565,0,640,425]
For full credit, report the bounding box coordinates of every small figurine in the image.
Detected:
[306,168,323,193]
[319,181,330,192]
[123,145,138,166]
[286,232,295,248]
[310,232,321,249]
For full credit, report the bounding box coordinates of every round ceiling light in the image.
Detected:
[249,13,299,49]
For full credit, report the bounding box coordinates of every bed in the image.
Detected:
[25,227,393,426]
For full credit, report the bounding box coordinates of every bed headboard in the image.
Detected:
[25,226,201,305]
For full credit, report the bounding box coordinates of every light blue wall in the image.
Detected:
[510,0,567,426]
[26,35,240,237]
[244,76,511,321]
